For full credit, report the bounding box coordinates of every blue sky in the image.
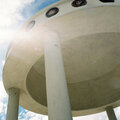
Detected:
[0,0,120,119]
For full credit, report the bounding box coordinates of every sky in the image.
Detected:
[0,0,120,119]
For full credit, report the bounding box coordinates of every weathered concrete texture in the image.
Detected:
[3,1,120,117]
[6,88,19,120]
[44,31,73,120]
[26,32,120,116]
[106,106,117,120]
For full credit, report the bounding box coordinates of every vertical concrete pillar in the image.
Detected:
[44,31,73,120]
[6,88,19,120]
[106,106,117,120]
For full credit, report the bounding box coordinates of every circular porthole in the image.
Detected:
[99,0,114,2]
[72,0,87,7]
[26,20,35,31]
[46,7,59,18]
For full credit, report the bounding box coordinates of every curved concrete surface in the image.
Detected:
[3,0,120,116]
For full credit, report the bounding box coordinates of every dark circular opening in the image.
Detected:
[72,0,87,7]
[26,20,35,31]
[46,7,59,18]
[99,0,114,2]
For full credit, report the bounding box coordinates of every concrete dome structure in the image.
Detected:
[3,0,120,120]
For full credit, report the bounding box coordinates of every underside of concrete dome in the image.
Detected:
[3,0,120,119]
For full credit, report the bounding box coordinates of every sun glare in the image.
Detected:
[0,0,35,44]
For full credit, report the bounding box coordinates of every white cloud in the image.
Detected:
[73,112,108,120]
[19,110,48,120]
[114,106,120,119]
[0,0,35,44]
[2,60,5,66]
[0,80,8,119]
[0,28,15,44]
[0,80,7,102]
[0,0,34,27]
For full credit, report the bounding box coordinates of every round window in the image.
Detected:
[26,20,35,31]
[72,0,87,7]
[46,7,59,18]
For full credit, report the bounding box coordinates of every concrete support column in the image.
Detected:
[44,31,73,120]
[106,106,117,120]
[6,88,19,120]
